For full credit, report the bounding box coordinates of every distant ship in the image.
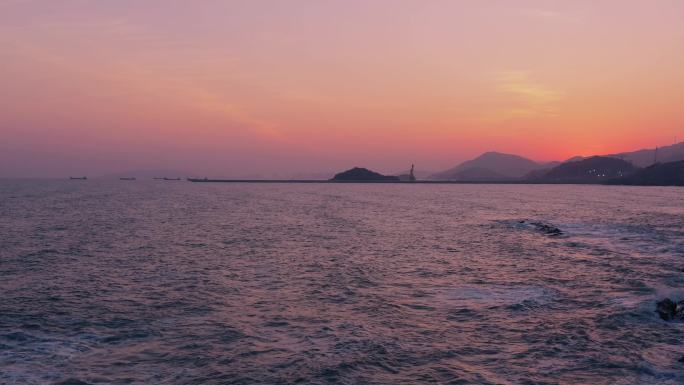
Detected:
[163,177,181,181]
[119,177,136,180]
[69,176,87,180]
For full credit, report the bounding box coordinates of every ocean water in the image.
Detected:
[1,180,684,385]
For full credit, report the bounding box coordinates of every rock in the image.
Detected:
[528,221,563,236]
[679,355,684,363]
[656,298,678,321]
[677,300,684,317]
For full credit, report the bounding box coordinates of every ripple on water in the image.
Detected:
[431,284,558,309]
[2,182,684,384]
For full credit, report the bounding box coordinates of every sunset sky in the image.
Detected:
[1,0,683,177]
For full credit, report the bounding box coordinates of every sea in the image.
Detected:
[1,180,684,385]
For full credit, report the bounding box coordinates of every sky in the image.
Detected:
[1,0,683,177]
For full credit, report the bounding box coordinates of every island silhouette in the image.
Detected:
[330,167,400,182]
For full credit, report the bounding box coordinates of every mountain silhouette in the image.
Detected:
[606,160,684,186]
[446,167,511,181]
[609,142,684,167]
[535,156,638,183]
[565,142,684,168]
[429,152,545,180]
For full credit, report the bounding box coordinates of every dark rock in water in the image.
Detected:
[520,220,563,236]
[656,298,678,321]
[533,223,562,236]
[679,356,684,363]
[52,379,91,385]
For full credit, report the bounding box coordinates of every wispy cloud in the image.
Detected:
[491,71,563,120]
[184,86,288,142]
[0,7,288,143]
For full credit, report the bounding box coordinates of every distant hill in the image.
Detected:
[564,156,585,163]
[607,142,684,167]
[330,167,400,182]
[606,160,684,186]
[523,161,562,180]
[447,167,511,181]
[429,152,545,181]
[564,142,684,168]
[537,156,638,183]
[541,161,562,169]
[524,168,552,180]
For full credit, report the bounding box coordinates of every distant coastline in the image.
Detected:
[186,159,684,186]
[52,141,684,186]
[186,178,682,186]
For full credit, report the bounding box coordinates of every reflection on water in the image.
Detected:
[1,180,684,384]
